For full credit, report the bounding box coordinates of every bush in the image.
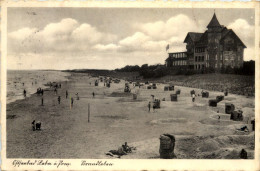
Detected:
[115,60,255,79]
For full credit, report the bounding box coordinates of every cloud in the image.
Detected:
[228,19,255,60]
[136,14,204,42]
[7,15,255,70]
[129,14,205,53]
[8,27,38,40]
[228,19,254,46]
[92,44,120,51]
[8,18,117,53]
[72,23,117,44]
[41,18,78,42]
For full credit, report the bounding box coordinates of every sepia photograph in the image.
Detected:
[1,1,259,170]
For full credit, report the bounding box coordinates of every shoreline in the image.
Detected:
[7,71,71,105]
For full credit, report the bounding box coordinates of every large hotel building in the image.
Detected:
[165,13,246,70]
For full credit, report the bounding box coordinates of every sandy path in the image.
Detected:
[6,72,255,159]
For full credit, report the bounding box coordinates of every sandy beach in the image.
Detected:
[6,72,255,159]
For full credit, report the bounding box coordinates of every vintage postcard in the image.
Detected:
[1,1,259,170]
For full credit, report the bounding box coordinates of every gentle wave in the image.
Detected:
[7,70,71,104]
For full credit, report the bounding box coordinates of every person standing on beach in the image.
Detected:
[41,97,44,106]
[23,89,26,97]
[66,90,68,99]
[58,96,61,104]
[92,92,95,98]
[192,93,195,102]
[71,97,74,108]
[148,102,151,112]
[54,88,57,95]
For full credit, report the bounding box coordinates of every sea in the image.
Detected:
[7,70,71,104]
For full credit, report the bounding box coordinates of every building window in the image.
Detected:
[202,56,204,61]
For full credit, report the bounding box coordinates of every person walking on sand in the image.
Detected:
[58,96,61,104]
[71,97,74,108]
[148,102,151,112]
[92,92,95,98]
[192,93,195,102]
[23,89,26,97]
[41,97,44,106]
[66,90,68,99]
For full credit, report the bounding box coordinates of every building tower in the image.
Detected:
[207,13,223,69]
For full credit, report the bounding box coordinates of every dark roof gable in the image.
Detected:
[220,29,246,48]
[184,32,203,43]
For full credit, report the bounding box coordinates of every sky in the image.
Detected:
[7,8,255,70]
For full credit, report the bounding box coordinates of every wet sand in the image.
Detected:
[6,72,255,159]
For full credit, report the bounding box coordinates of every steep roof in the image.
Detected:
[196,31,208,46]
[220,29,246,48]
[184,32,203,43]
[207,13,221,28]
